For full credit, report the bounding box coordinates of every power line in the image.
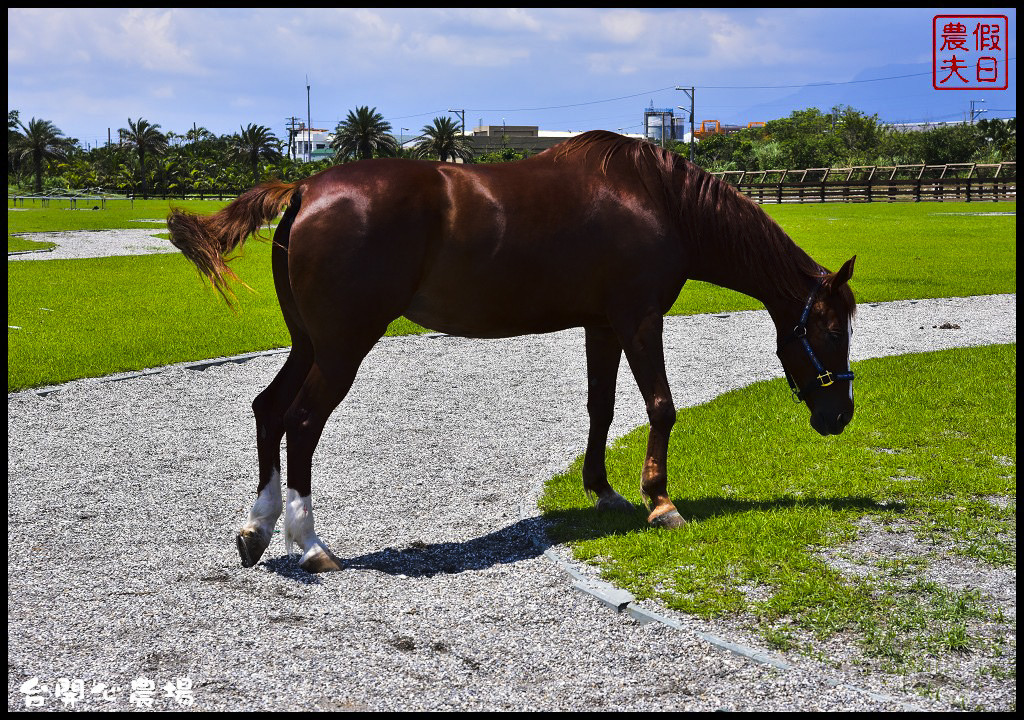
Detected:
[422,60,1018,115]
[461,87,678,113]
[694,71,934,91]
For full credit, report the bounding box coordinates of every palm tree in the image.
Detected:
[186,125,212,143]
[414,116,474,163]
[230,124,282,186]
[120,117,168,198]
[330,106,398,161]
[10,117,70,192]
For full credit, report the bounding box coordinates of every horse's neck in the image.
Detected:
[688,226,812,323]
[676,170,821,324]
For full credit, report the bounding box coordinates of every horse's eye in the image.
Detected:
[826,330,843,344]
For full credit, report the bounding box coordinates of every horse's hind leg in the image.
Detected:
[614,312,685,529]
[282,340,377,573]
[582,326,634,513]
[235,341,313,567]
[234,223,319,568]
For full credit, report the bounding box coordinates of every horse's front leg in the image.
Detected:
[582,326,634,513]
[616,313,686,529]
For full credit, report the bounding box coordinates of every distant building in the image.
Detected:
[644,107,683,144]
[886,120,964,133]
[289,127,333,162]
[469,125,585,154]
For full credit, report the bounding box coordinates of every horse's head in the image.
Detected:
[775,256,857,436]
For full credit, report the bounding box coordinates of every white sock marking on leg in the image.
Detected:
[241,469,282,539]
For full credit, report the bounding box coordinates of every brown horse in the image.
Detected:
[168,131,856,573]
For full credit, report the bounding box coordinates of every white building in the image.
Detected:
[290,128,334,162]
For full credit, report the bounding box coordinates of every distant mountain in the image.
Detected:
[736,62,1016,125]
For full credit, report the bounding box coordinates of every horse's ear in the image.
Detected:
[829,255,856,289]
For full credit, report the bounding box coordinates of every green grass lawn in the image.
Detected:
[8,234,56,253]
[8,197,232,235]
[540,343,1016,671]
[9,246,288,389]
[7,241,426,390]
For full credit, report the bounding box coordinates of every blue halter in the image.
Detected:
[776,281,854,403]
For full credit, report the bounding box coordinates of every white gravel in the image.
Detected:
[7,283,1015,711]
[9,226,173,260]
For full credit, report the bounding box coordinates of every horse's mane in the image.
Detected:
[547,131,850,308]
[550,130,676,176]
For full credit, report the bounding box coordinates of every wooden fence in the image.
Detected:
[713,162,1016,204]
[9,191,238,208]
[9,194,110,209]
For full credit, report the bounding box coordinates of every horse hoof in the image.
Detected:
[647,507,686,529]
[236,527,272,568]
[298,545,344,573]
[595,491,635,514]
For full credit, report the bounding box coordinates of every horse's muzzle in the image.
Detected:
[811,409,853,436]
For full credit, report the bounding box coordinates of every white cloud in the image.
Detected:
[114,9,202,74]
[599,10,651,45]
[8,8,205,76]
[401,31,531,68]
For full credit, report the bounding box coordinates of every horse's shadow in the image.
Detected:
[260,515,554,582]
[260,494,900,582]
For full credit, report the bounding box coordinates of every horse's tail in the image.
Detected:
[167,181,298,304]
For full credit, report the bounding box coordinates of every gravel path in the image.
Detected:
[9,227,173,261]
[7,294,1016,711]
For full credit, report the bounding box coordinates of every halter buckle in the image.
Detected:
[778,279,855,403]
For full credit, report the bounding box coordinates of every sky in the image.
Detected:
[7,7,1017,149]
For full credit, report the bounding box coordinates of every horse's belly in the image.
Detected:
[404,280,600,339]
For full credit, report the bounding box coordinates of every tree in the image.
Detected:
[976,118,1016,162]
[8,110,24,183]
[120,117,168,198]
[919,123,985,164]
[476,147,529,163]
[10,117,70,192]
[230,124,282,186]
[331,106,398,161]
[831,106,883,165]
[414,116,474,163]
[8,109,21,147]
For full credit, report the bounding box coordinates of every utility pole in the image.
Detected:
[306,76,312,163]
[285,117,301,160]
[448,108,466,135]
[675,86,695,162]
[970,99,986,124]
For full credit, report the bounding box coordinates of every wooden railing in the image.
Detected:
[713,163,1016,203]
